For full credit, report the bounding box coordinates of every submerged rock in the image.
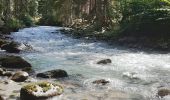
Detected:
[92,79,110,85]
[37,69,68,78]
[20,82,63,100]
[158,89,170,98]
[11,71,29,82]
[97,59,112,64]
[0,56,32,69]
[1,41,21,53]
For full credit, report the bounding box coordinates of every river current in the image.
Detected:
[11,26,170,100]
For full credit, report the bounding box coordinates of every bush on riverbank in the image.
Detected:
[38,15,62,26]
[1,15,35,34]
[4,18,23,32]
[19,15,34,27]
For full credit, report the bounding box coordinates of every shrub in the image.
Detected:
[20,15,34,27]
[5,18,23,31]
[119,0,170,37]
[38,15,62,26]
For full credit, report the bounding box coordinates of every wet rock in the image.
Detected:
[0,68,5,76]
[92,79,110,85]
[11,71,29,82]
[97,59,112,64]
[3,71,13,77]
[158,89,170,98]
[0,56,32,69]
[0,95,4,100]
[1,41,20,53]
[18,43,33,51]
[0,68,13,77]
[20,82,63,100]
[0,39,8,47]
[37,69,68,78]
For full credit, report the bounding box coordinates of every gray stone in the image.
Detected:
[11,71,29,82]
[37,69,68,78]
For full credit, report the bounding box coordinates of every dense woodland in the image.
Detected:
[1,0,170,49]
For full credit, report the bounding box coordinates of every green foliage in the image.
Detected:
[119,0,170,36]
[5,18,23,30]
[38,15,62,26]
[20,15,34,27]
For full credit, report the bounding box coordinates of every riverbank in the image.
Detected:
[60,27,170,53]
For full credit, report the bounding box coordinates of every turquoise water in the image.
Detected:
[11,26,170,100]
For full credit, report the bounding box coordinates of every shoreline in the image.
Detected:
[60,28,170,54]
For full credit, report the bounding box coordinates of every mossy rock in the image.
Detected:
[20,82,64,100]
[0,55,32,69]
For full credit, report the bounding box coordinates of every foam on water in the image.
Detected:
[11,26,170,100]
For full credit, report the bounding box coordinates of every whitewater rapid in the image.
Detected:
[11,26,170,100]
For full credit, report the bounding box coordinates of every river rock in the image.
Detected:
[1,41,20,53]
[0,56,32,69]
[92,79,110,85]
[158,89,170,97]
[37,69,68,78]
[0,39,8,47]
[11,71,29,82]
[18,43,33,51]
[0,95,4,100]
[0,68,5,76]
[3,71,13,77]
[97,59,112,64]
[0,68,13,77]
[20,82,64,100]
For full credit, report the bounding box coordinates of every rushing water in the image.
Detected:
[11,26,170,100]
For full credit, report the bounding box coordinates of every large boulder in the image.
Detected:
[1,41,21,53]
[37,69,68,78]
[97,59,112,64]
[11,71,29,82]
[20,82,63,100]
[0,56,32,69]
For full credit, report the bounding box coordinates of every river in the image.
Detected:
[11,26,170,100]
